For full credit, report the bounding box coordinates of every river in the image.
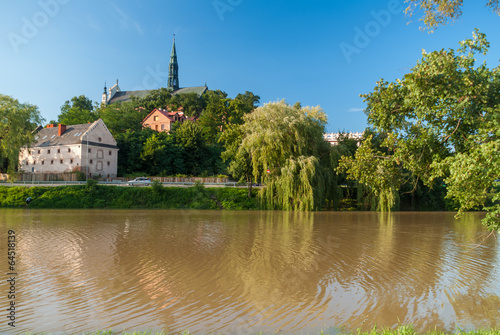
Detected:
[0,209,499,334]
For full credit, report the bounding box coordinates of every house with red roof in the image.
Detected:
[141,107,196,132]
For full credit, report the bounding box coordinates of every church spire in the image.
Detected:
[167,35,179,91]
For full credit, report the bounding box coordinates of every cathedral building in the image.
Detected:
[101,39,207,105]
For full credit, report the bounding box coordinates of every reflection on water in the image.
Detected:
[0,209,499,334]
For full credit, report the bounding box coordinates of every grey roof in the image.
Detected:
[32,123,94,147]
[107,86,208,104]
[107,90,152,104]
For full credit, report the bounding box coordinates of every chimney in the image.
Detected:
[58,124,66,136]
[46,124,55,128]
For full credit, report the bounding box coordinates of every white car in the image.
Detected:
[127,177,151,186]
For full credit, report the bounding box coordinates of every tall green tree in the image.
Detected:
[0,94,44,173]
[405,0,500,31]
[339,30,500,229]
[225,100,340,210]
[58,95,98,125]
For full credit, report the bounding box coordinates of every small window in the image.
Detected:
[68,148,71,153]
[98,137,102,142]
[154,116,159,121]
[42,161,45,165]
[51,160,54,164]
[33,161,36,165]
[90,159,93,164]
[161,124,165,130]
[108,151,112,155]
[60,159,63,164]
[38,150,40,154]
[88,148,91,153]
[70,159,73,164]
[57,149,60,153]
[42,136,47,139]
[48,149,51,154]
[51,135,56,138]
[25,161,29,166]
[107,161,110,166]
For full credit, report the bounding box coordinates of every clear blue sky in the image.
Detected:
[1,0,499,132]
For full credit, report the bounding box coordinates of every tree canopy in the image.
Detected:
[58,95,98,125]
[0,94,44,173]
[223,100,340,210]
[339,30,500,229]
[405,0,500,31]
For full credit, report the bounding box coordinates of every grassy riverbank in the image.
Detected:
[24,326,500,335]
[0,182,259,210]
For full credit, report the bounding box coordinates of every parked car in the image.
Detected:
[127,177,151,186]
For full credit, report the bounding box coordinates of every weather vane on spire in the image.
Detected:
[173,33,175,42]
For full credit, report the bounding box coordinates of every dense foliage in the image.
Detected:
[0,94,44,173]
[0,184,259,210]
[222,101,341,210]
[339,30,500,229]
[55,89,259,177]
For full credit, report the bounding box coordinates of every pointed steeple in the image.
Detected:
[167,35,179,91]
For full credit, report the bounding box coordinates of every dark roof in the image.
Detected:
[107,90,151,104]
[32,122,95,147]
[107,86,208,104]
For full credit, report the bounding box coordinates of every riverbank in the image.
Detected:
[0,183,259,210]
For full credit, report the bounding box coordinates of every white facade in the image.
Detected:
[323,132,364,146]
[19,119,119,178]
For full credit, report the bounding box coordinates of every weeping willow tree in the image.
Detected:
[226,100,340,210]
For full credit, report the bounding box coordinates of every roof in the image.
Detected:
[107,90,152,104]
[107,86,208,104]
[29,120,114,148]
[142,108,187,124]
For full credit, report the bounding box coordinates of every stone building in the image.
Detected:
[18,119,119,178]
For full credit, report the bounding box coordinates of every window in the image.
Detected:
[161,124,165,130]
[48,149,51,154]
[154,116,159,121]
[25,161,29,166]
[107,161,110,166]
[33,161,36,165]
[42,161,44,165]
[68,148,71,153]
[70,159,73,164]
[97,161,103,171]
[60,159,63,164]
[98,137,102,142]
[108,151,112,156]
[51,160,53,164]
[57,149,60,153]
[90,159,93,164]
[88,148,91,153]
[155,125,159,131]
[38,150,40,154]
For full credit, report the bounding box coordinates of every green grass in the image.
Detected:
[0,183,260,210]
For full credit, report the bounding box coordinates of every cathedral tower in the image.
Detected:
[167,37,179,91]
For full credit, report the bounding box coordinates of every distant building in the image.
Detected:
[142,107,196,133]
[18,119,119,178]
[323,132,364,146]
[101,38,207,105]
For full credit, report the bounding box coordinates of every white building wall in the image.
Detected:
[19,145,83,174]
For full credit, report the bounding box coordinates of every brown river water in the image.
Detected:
[0,209,499,334]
